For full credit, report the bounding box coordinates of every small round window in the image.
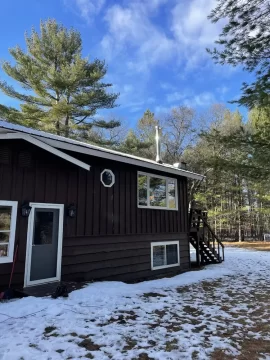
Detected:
[101,169,115,187]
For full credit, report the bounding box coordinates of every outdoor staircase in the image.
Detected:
[189,208,224,266]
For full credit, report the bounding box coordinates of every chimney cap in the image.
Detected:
[173,161,187,170]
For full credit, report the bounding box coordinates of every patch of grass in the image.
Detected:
[192,350,200,360]
[56,349,64,354]
[118,310,136,315]
[148,323,160,329]
[192,324,207,333]
[165,322,183,332]
[123,338,138,351]
[78,338,101,351]
[142,292,167,298]
[189,318,202,326]
[132,353,154,360]
[85,354,94,359]
[165,338,178,352]
[154,309,167,318]
[102,312,138,326]
[29,344,38,349]
[70,332,78,337]
[44,326,57,334]
[176,285,193,294]
[182,305,203,316]
[211,349,232,360]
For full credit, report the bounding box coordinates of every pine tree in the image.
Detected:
[119,129,153,156]
[0,19,119,139]
[119,109,158,158]
[136,109,158,159]
[184,108,254,241]
[207,0,270,108]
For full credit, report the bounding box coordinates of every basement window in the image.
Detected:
[0,201,18,264]
[151,241,180,270]
[138,172,178,210]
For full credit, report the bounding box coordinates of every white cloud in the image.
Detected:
[64,0,105,23]
[184,91,216,107]
[62,0,232,117]
[160,82,176,91]
[171,0,225,69]
[166,91,191,103]
[154,105,174,115]
[101,2,175,72]
[100,0,225,74]
[166,89,216,107]
[217,86,229,95]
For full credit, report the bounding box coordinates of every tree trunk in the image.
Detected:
[55,93,60,136]
[56,120,60,136]
[65,115,70,138]
[238,215,242,242]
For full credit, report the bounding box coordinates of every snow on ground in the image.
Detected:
[1,248,270,360]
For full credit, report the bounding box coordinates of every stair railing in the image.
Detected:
[188,209,201,266]
[189,208,225,263]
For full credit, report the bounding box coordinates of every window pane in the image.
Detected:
[138,175,147,206]
[0,232,10,243]
[166,244,178,265]
[0,244,8,257]
[168,180,176,209]
[0,206,11,230]
[33,211,56,245]
[102,170,114,186]
[150,177,166,207]
[153,245,165,267]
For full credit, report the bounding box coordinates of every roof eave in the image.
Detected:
[0,133,91,171]
[35,136,204,180]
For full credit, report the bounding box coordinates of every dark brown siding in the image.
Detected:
[62,233,189,282]
[0,140,190,289]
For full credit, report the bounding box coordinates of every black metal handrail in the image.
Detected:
[189,208,225,263]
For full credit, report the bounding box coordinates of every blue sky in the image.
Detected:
[0,0,252,125]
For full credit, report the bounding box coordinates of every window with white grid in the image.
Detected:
[0,201,18,264]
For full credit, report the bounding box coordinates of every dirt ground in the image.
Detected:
[223,241,270,251]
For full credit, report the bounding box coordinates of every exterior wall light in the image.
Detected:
[67,204,76,218]
[21,202,32,217]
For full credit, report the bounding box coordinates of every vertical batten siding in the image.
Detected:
[61,233,190,282]
[0,140,190,289]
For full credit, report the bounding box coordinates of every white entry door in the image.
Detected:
[24,203,64,287]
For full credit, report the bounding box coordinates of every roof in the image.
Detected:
[0,120,204,180]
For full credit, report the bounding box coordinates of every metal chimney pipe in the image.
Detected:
[155,125,162,163]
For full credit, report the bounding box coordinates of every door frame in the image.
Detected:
[24,203,64,287]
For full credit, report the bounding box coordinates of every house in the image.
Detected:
[0,120,207,292]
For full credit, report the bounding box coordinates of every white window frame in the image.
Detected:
[151,241,180,270]
[101,169,115,188]
[137,171,178,210]
[24,203,64,287]
[0,200,18,264]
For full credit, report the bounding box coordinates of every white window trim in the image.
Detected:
[0,201,18,264]
[101,169,115,188]
[137,171,178,211]
[151,241,180,270]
